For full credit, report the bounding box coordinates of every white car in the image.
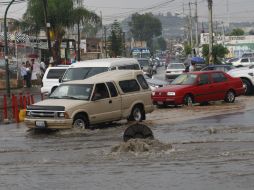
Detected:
[227,65,254,95]
[41,65,69,94]
[165,63,185,79]
[231,57,254,67]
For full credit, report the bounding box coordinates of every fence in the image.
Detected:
[0,92,46,123]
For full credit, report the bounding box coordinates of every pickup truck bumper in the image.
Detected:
[24,118,73,129]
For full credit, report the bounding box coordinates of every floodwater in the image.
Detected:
[1,108,254,190]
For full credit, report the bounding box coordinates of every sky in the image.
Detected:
[1,0,254,25]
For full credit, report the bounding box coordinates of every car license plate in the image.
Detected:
[157,101,164,105]
[35,121,47,128]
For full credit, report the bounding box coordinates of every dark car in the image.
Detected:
[144,74,169,90]
[137,58,153,77]
[201,64,235,72]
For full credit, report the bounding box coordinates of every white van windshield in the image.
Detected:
[62,67,108,82]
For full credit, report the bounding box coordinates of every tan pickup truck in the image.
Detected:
[25,70,154,129]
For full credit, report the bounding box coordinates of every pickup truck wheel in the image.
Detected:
[73,115,89,129]
[242,79,252,95]
[224,90,235,103]
[128,106,145,122]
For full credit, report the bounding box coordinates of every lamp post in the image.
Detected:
[4,0,15,97]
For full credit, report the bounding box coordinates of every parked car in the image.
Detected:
[25,70,154,129]
[137,58,153,77]
[60,58,141,83]
[241,52,254,58]
[231,57,254,67]
[144,74,169,91]
[227,65,254,95]
[201,64,235,72]
[152,71,245,107]
[41,65,69,94]
[165,63,185,79]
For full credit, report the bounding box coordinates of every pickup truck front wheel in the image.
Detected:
[73,114,89,129]
[128,105,145,122]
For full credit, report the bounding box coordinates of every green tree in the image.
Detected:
[108,21,123,57]
[230,28,245,36]
[184,43,192,56]
[129,13,162,50]
[156,37,167,51]
[22,0,99,63]
[202,44,229,63]
[249,29,254,35]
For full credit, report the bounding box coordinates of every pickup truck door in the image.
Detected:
[89,83,121,123]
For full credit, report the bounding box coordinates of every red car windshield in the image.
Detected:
[171,74,198,85]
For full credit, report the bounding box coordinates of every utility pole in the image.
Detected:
[208,0,213,64]
[104,26,107,58]
[42,0,52,62]
[100,11,103,58]
[4,0,15,97]
[195,0,199,56]
[189,2,193,50]
[222,21,225,45]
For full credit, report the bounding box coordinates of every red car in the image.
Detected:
[152,71,245,107]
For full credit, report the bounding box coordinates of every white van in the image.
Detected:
[41,65,69,94]
[61,58,141,83]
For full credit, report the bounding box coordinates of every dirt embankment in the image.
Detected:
[145,96,254,126]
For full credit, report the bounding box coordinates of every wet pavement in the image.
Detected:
[1,108,254,190]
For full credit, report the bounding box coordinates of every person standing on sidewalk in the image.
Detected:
[31,59,41,86]
[20,62,27,87]
[25,61,32,88]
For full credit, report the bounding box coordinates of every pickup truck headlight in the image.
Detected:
[152,91,156,96]
[26,111,31,116]
[167,92,176,96]
[57,112,69,118]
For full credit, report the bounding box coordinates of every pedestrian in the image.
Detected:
[189,61,196,72]
[40,58,46,77]
[20,62,27,87]
[31,58,42,86]
[165,53,170,69]
[25,61,32,88]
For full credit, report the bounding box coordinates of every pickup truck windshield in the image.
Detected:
[49,84,93,100]
[62,67,108,82]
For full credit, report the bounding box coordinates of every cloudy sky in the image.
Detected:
[1,0,254,24]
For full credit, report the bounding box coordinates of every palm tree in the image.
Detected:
[71,7,100,61]
[22,0,100,63]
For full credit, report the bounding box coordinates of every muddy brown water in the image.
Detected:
[1,107,254,190]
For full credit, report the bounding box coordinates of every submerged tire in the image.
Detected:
[183,94,194,106]
[224,90,235,103]
[73,114,89,129]
[242,78,252,95]
[123,124,154,142]
[128,105,145,122]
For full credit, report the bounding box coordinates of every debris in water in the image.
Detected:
[208,127,217,134]
[111,139,172,153]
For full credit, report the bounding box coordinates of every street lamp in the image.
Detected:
[4,0,15,97]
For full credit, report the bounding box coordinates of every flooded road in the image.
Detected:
[1,107,254,190]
